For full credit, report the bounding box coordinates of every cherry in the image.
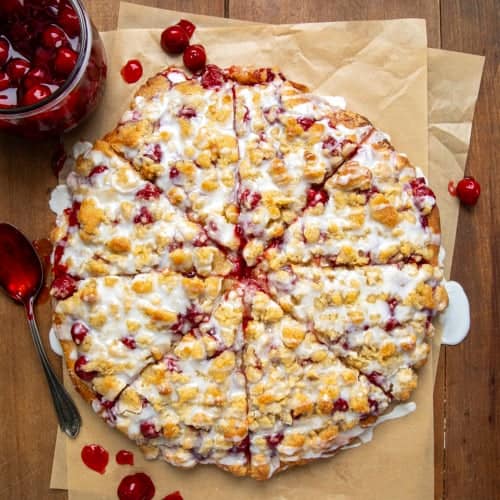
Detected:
[42,25,67,49]
[6,58,30,82]
[71,321,89,345]
[51,273,77,300]
[117,473,155,500]
[160,25,189,55]
[116,450,134,466]
[201,64,225,89]
[306,187,329,207]
[54,47,78,76]
[23,67,50,90]
[183,44,206,72]
[455,176,480,206]
[385,318,400,332]
[74,355,98,381]
[121,59,143,84]
[0,72,10,92]
[0,0,24,15]
[177,19,195,38]
[169,167,179,179]
[58,3,80,37]
[0,39,9,67]
[266,433,284,449]
[121,337,137,350]
[22,84,52,106]
[333,398,349,412]
[81,444,109,474]
[140,421,160,439]
[297,117,315,131]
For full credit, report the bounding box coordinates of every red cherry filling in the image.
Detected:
[169,167,179,179]
[239,189,262,210]
[160,25,189,54]
[53,47,78,76]
[143,143,162,162]
[387,297,398,315]
[88,165,108,178]
[306,187,329,208]
[74,355,98,381]
[116,450,134,466]
[409,177,436,210]
[71,321,89,345]
[164,355,182,373]
[333,398,349,412]
[266,433,284,449]
[0,39,9,66]
[455,176,480,205]
[136,183,162,200]
[177,105,197,119]
[162,492,183,500]
[81,444,109,474]
[64,201,81,227]
[6,58,30,82]
[201,64,225,89]
[121,337,137,350]
[121,59,143,84]
[117,473,155,500]
[0,71,10,91]
[183,44,206,72]
[133,206,154,225]
[57,3,80,37]
[140,421,160,439]
[177,19,195,38]
[42,25,67,49]
[51,273,77,300]
[22,84,52,106]
[297,116,315,131]
[385,317,400,332]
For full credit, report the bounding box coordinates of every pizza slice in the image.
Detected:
[51,140,233,280]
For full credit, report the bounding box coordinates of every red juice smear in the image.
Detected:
[448,180,457,196]
[117,472,155,500]
[116,449,134,466]
[81,444,109,474]
[121,59,143,84]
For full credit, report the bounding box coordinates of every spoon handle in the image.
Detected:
[25,298,81,438]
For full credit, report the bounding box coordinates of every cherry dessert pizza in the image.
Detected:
[50,65,448,480]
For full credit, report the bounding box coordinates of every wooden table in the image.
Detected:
[0,1,498,499]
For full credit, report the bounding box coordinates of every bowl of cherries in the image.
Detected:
[0,0,107,138]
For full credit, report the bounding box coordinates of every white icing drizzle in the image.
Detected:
[440,281,470,345]
[49,327,63,356]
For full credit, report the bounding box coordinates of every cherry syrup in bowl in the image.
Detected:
[0,0,107,138]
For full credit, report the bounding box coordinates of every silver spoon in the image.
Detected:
[0,222,81,438]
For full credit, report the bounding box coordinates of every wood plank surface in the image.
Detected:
[0,1,497,499]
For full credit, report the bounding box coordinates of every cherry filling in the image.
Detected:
[71,321,88,345]
[333,398,349,412]
[140,421,161,439]
[306,187,329,208]
[88,165,108,178]
[133,206,154,225]
[297,116,315,131]
[64,200,81,227]
[117,472,155,500]
[143,143,163,162]
[169,167,180,179]
[177,105,196,119]
[74,355,98,381]
[121,337,137,350]
[409,177,436,211]
[136,183,162,200]
[51,272,77,300]
[266,433,284,449]
[164,355,182,373]
[239,189,262,210]
[201,64,226,89]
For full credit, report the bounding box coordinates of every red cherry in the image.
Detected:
[0,71,10,92]
[297,117,315,131]
[71,322,89,345]
[74,355,98,381]
[6,58,30,82]
[58,3,80,37]
[333,398,349,412]
[51,273,77,300]
[162,492,183,500]
[160,25,189,54]
[23,67,49,89]
[54,47,78,76]
[22,84,52,106]
[120,59,143,84]
[140,421,160,439]
[116,450,134,466]
[133,206,154,225]
[183,44,206,72]
[455,176,480,206]
[121,337,137,350]
[136,183,162,200]
[306,187,329,207]
[0,39,9,67]
[42,25,67,49]
[177,19,195,38]
[117,473,155,500]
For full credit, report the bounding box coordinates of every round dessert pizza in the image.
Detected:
[50,64,448,480]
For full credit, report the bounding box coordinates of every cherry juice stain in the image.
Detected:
[448,180,457,196]
[81,444,109,474]
[121,59,143,84]
[117,472,155,500]
[116,449,134,466]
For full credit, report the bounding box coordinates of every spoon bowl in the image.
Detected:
[0,222,81,437]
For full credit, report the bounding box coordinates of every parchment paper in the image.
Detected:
[48,9,483,499]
